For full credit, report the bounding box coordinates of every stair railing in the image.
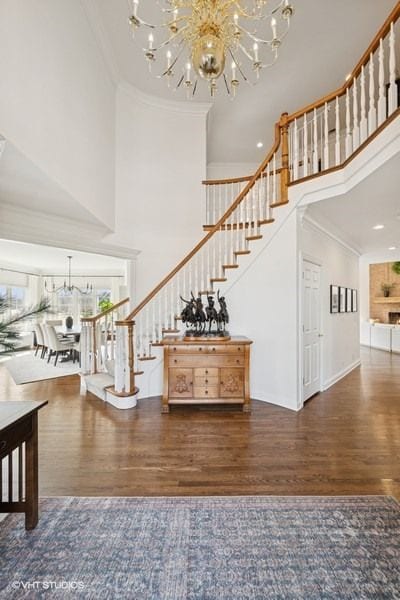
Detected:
[113,3,400,397]
[80,297,130,378]
[286,3,400,183]
[118,117,287,380]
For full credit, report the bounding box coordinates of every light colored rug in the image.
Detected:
[3,351,79,384]
[0,496,399,599]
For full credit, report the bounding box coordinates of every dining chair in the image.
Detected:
[45,325,75,366]
[34,324,46,358]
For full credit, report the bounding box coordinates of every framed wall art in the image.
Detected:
[339,287,346,313]
[330,285,339,313]
[352,289,358,312]
[346,288,352,313]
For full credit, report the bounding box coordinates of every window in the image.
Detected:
[0,285,27,326]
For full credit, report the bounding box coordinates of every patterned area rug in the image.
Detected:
[3,352,79,384]
[0,496,399,599]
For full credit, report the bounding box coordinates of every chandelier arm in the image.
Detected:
[233,0,286,21]
[229,49,250,83]
[155,44,186,79]
[145,25,189,53]
[223,73,231,96]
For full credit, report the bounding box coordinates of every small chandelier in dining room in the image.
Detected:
[44,256,93,296]
[128,0,295,98]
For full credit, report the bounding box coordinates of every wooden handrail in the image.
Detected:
[202,175,253,186]
[287,2,400,123]
[202,168,283,186]
[126,120,283,320]
[81,297,130,323]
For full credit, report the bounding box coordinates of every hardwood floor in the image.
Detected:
[0,347,399,498]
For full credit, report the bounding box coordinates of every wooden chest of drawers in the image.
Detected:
[161,337,252,413]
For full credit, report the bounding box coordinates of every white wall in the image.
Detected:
[300,216,360,390]
[207,162,259,180]
[107,84,209,303]
[0,0,115,229]
[225,211,299,411]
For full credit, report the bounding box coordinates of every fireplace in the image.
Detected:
[389,312,400,324]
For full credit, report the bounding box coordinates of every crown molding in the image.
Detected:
[302,213,362,258]
[118,81,212,117]
[0,202,140,260]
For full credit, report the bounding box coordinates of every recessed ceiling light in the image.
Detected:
[389,246,397,250]
[373,224,385,230]
[257,142,263,148]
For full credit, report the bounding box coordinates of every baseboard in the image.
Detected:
[322,359,361,391]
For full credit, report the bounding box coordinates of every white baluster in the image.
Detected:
[335,96,341,166]
[378,39,386,125]
[360,66,368,143]
[158,293,163,341]
[368,52,377,135]
[266,166,271,219]
[352,79,360,150]
[388,22,397,115]
[323,103,329,169]
[272,153,277,203]
[345,88,352,158]
[303,113,308,177]
[293,119,299,180]
[312,109,318,174]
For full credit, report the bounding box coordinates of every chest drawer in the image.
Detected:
[193,386,219,399]
[194,368,218,378]
[169,354,245,368]
[194,375,219,387]
[169,344,245,355]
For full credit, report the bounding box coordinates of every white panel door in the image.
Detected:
[302,260,322,402]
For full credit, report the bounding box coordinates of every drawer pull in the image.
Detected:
[174,359,177,364]
[198,347,203,351]
[205,370,208,374]
[205,390,208,394]
[212,347,216,352]
[205,379,208,384]
[0,441,6,452]
[173,347,177,352]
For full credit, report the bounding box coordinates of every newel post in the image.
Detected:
[115,320,136,395]
[279,112,290,203]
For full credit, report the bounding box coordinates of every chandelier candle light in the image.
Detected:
[129,0,294,98]
[44,256,93,296]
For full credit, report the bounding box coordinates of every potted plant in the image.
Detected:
[0,296,50,354]
[98,294,113,313]
[381,283,394,298]
[392,262,400,275]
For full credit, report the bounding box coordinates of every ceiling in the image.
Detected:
[306,154,400,255]
[91,0,397,163]
[0,239,126,274]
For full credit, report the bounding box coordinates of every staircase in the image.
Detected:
[80,4,400,409]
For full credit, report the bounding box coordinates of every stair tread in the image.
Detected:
[139,355,157,361]
[223,264,239,269]
[210,278,227,282]
[234,250,251,255]
[246,235,263,241]
[270,200,289,208]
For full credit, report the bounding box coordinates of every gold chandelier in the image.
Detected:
[129,1,294,98]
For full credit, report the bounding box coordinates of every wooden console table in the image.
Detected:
[161,336,252,413]
[0,401,47,530]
